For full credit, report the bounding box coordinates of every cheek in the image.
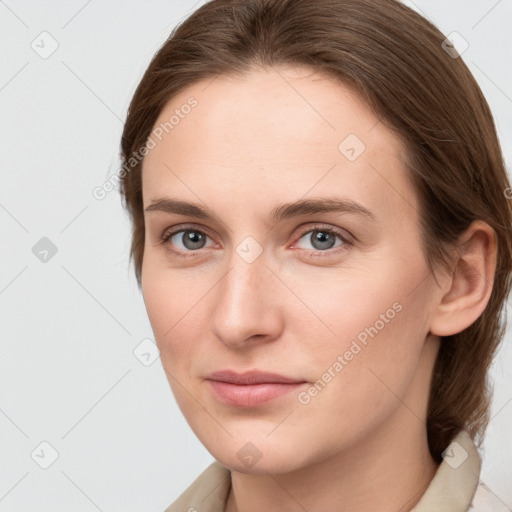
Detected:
[291,253,431,399]
[141,268,210,419]
[285,262,409,357]
[291,296,428,453]
[141,262,199,365]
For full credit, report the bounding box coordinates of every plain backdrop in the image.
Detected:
[1,1,511,510]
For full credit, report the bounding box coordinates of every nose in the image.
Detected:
[210,250,285,349]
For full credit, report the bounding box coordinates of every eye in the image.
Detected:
[161,226,215,257]
[293,225,353,256]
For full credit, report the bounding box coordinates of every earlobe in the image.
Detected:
[429,220,497,337]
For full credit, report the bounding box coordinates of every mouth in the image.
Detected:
[205,369,308,407]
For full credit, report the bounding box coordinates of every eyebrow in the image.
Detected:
[144,196,376,223]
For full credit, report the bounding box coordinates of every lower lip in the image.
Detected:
[207,380,306,407]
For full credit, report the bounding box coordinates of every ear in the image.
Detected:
[429,220,497,337]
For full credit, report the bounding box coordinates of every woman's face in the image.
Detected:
[141,66,441,473]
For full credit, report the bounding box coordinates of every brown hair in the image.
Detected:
[119,0,512,461]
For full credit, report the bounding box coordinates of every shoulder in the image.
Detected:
[163,461,232,512]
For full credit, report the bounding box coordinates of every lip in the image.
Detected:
[205,370,307,407]
[206,370,305,385]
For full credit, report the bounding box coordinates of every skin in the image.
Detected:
[140,66,497,512]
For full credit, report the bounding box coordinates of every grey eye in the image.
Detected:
[171,230,210,250]
[296,229,343,251]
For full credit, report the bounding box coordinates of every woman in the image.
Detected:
[118,0,512,510]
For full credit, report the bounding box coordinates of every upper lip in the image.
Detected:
[206,370,306,385]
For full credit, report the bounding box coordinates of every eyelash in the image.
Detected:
[159,223,354,259]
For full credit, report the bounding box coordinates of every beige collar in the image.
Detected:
[411,430,481,511]
[165,430,481,512]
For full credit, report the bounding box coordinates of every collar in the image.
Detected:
[165,429,481,512]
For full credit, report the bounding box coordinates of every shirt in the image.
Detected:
[163,430,500,512]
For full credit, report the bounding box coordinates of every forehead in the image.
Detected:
[141,66,417,221]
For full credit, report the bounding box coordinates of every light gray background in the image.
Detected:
[1,1,511,510]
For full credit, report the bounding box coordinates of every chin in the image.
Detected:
[202,435,314,475]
